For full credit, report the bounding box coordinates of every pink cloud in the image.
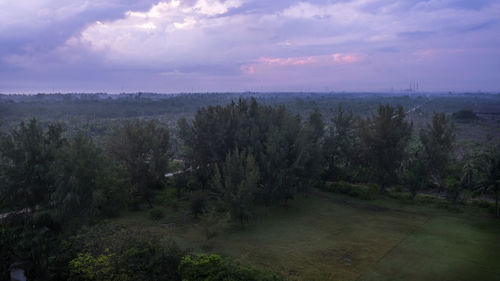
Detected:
[241,53,363,74]
[240,64,256,74]
[332,53,361,64]
[257,56,319,66]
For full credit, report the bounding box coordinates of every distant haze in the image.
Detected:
[1,0,499,93]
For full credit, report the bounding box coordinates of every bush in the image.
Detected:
[68,253,113,281]
[149,207,165,220]
[179,254,282,281]
[387,186,412,200]
[471,200,492,209]
[54,225,185,281]
[323,181,376,200]
[415,194,439,204]
[452,109,479,122]
[116,239,184,281]
[153,188,183,211]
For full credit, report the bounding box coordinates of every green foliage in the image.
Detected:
[475,146,500,216]
[471,200,493,209]
[358,104,413,186]
[117,240,183,281]
[403,149,428,199]
[444,176,462,204]
[0,119,64,211]
[296,108,325,188]
[94,159,131,217]
[51,134,102,228]
[50,133,129,229]
[323,181,377,200]
[51,224,185,281]
[211,150,259,224]
[154,188,184,211]
[419,113,455,188]
[179,254,282,281]
[68,252,114,281]
[0,218,57,280]
[324,106,357,181]
[107,119,171,205]
[0,120,131,277]
[149,207,166,220]
[179,99,311,206]
[452,109,479,122]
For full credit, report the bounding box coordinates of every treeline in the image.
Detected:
[0,119,173,279]
[1,98,499,280]
[179,99,499,216]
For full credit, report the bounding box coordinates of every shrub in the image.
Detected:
[54,225,185,281]
[149,207,165,220]
[387,187,412,200]
[415,194,439,204]
[452,109,479,122]
[68,252,113,281]
[471,200,492,209]
[179,254,282,281]
[323,181,376,200]
[116,239,184,281]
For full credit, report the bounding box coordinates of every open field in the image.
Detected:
[111,191,500,281]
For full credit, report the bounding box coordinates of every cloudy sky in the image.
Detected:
[1,0,499,93]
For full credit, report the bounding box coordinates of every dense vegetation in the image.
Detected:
[1,92,499,280]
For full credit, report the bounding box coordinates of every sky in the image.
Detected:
[0,0,499,93]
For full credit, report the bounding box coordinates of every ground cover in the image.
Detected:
[110,191,500,281]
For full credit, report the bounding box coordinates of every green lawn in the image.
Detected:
[111,191,500,281]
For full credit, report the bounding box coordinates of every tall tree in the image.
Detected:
[51,134,129,229]
[324,106,356,181]
[179,99,307,205]
[420,113,455,188]
[358,105,413,186]
[403,150,428,200]
[260,110,303,205]
[107,119,171,205]
[296,108,325,189]
[0,119,64,211]
[211,150,259,225]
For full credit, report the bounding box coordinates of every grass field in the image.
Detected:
[111,191,500,281]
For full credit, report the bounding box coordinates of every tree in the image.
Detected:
[178,99,307,206]
[295,108,324,189]
[107,120,171,206]
[306,108,325,142]
[211,150,259,226]
[324,106,356,181]
[258,109,303,205]
[0,119,64,212]
[51,134,129,229]
[403,150,428,200]
[358,105,413,186]
[420,113,455,189]
[51,134,101,228]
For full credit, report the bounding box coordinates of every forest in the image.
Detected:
[1,92,500,281]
